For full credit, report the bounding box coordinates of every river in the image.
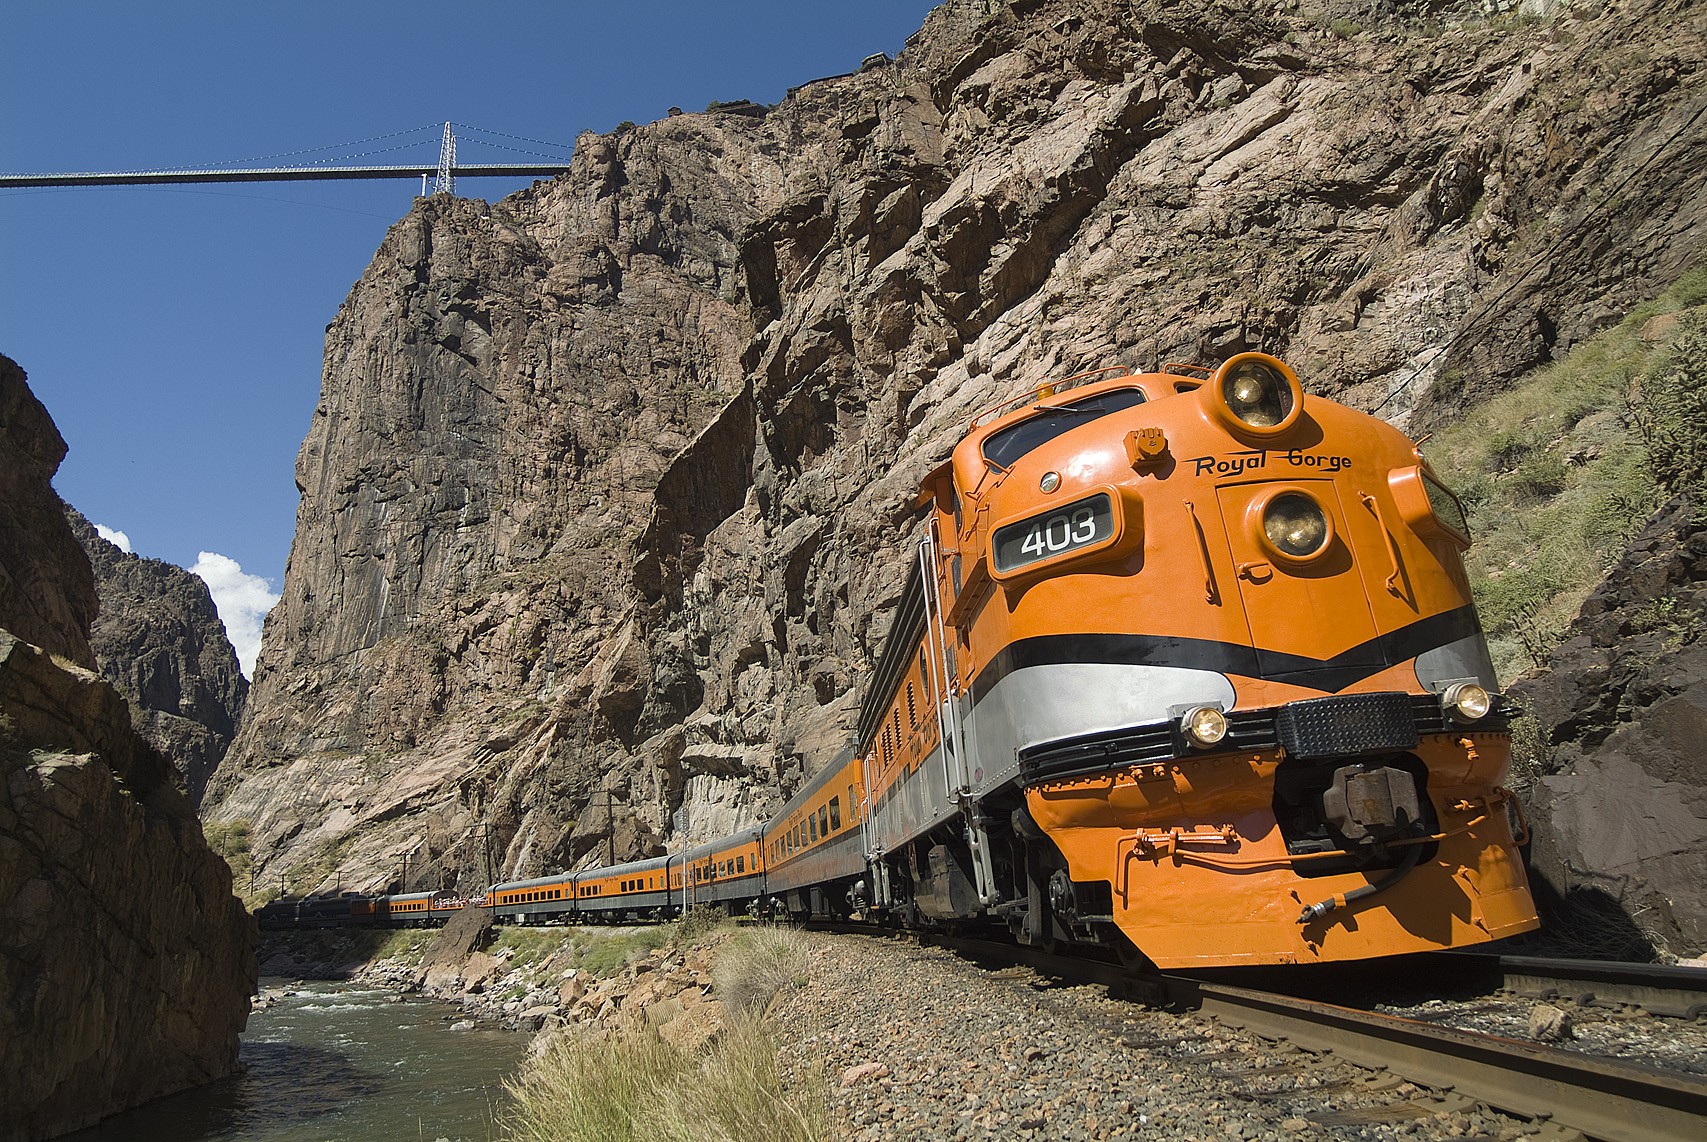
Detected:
[63,979,528,1142]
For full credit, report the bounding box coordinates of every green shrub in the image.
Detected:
[573,926,673,977]
[676,905,732,943]
[1628,314,1707,495]
[204,818,256,899]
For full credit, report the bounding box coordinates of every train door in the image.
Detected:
[1215,480,1383,685]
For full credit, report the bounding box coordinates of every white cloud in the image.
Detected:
[92,523,132,553]
[190,552,280,679]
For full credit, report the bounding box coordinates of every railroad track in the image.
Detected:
[1473,953,1707,1020]
[858,929,1707,1142]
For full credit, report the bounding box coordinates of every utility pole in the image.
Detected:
[471,822,495,886]
[605,791,616,867]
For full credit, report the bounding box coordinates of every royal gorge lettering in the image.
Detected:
[1189,449,1352,477]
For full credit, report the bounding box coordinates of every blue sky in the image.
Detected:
[1,1,938,671]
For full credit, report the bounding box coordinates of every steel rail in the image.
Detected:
[1491,954,1707,1020]
[0,164,571,189]
[1192,981,1707,1142]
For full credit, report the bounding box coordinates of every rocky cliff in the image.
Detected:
[0,357,96,671]
[66,509,248,805]
[206,0,1707,900]
[0,354,256,1140]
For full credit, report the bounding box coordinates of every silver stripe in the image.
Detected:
[967,661,1236,792]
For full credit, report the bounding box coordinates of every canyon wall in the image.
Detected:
[66,509,248,804]
[0,354,256,1140]
[205,0,1707,908]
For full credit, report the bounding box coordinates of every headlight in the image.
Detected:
[1263,493,1329,558]
[1223,360,1292,426]
[1181,706,1229,748]
[1207,353,1304,438]
[1443,683,1492,723]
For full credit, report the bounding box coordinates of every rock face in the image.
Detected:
[0,356,95,670]
[65,508,248,804]
[0,355,256,1140]
[1513,494,1707,957]
[205,0,1707,897]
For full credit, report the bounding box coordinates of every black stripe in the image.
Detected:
[970,605,1483,702]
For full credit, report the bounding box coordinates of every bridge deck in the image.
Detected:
[0,163,570,188]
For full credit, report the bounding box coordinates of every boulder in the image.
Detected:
[1514,495,1707,957]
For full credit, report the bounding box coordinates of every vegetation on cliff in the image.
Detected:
[1427,269,1707,683]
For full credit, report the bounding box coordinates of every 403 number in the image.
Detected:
[1019,506,1099,559]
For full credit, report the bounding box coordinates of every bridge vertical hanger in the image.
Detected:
[434,121,456,196]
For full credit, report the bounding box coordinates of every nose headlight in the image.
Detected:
[1181,706,1229,748]
[1207,353,1304,438]
[1224,361,1291,426]
[1263,493,1329,558]
[1443,683,1492,723]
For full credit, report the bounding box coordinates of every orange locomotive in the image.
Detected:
[857,352,1538,967]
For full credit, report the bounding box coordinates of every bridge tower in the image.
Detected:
[434,121,456,196]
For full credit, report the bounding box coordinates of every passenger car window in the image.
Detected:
[982,388,1147,470]
[829,796,842,830]
[819,807,829,837]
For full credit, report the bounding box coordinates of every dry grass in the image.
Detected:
[503,1020,828,1142]
[712,924,812,1018]
[503,923,823,1142]
[504,1025,686,1142]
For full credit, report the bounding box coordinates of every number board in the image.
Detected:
[992,493,1115,573]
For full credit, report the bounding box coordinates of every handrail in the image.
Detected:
[1185,501,1220,605]
[968,365,1133,430]
[1359,491,1407,599]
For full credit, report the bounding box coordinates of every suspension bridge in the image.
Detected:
[0,122,572,196]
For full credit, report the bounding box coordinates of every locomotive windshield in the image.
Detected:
[982,387,1146,470]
